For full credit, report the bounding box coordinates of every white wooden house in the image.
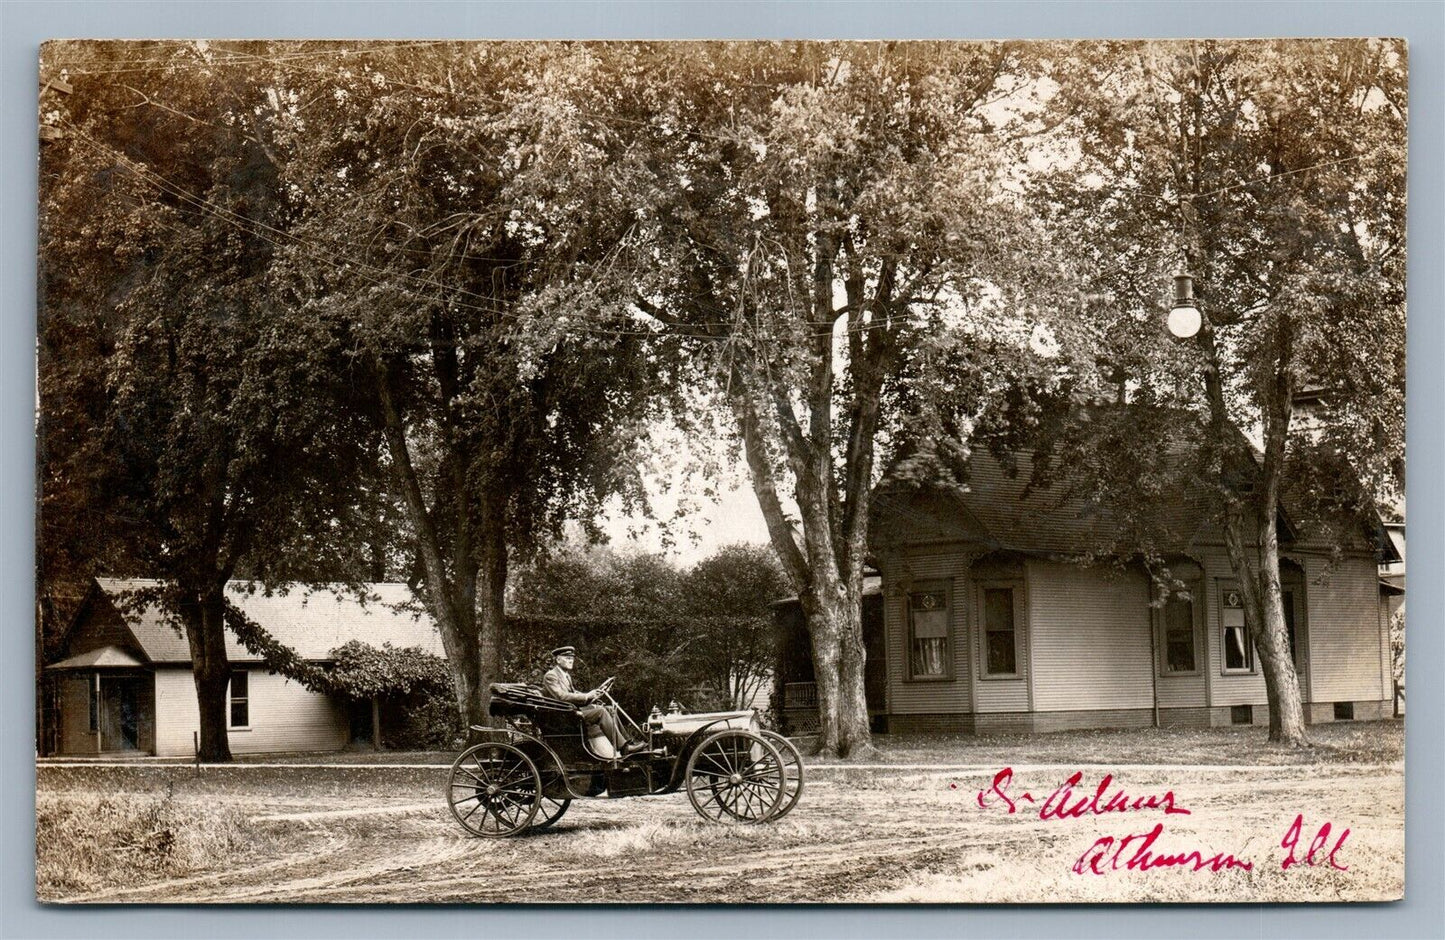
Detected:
[777,447,1401,735]
[44,580,442,757]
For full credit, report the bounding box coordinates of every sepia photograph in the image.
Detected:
[33,36,1407,905]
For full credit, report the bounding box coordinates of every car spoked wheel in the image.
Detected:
[686,730,785,824]
[447,742,541,838]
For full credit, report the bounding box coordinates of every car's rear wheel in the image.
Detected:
[447,742,541,838]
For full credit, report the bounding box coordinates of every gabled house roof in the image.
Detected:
[871,411,1396,563]
[88,579,444,665]
[871,448,1217,557]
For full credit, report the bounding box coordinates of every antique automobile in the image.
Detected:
[446,681,804,837]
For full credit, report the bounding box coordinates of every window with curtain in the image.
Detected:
[908,590,950,679]
[1221,588,1252,672]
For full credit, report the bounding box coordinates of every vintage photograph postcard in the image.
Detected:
[35,38,1406,904]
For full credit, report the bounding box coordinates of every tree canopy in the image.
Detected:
[1033,39,1406,743]
[39,41,387,759]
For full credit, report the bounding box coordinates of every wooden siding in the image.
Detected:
[1156,576,1208,710]
[1027,561,1154,712]
[972,570,1029,713]
[153,668,349,757]
[877,543,1392,732]
[882,551,973,715]
[1303,555,1391,703]
[1202,551,1270,707]
[63,592,141,659]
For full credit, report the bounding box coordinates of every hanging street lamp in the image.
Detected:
[1167,271,1202,339]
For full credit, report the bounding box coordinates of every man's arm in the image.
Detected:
[541,670,593,705]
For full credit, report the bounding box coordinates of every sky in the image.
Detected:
[599,477,770,565]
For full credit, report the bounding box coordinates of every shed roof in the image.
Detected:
[93,579,444,664]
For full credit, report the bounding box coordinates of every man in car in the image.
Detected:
[541,646,646,756]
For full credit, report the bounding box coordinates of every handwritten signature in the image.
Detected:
[977,767,1191,819]
[973,768,1350,876]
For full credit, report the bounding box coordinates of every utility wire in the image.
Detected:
[52,41,1390,206]
[62,124,938,344]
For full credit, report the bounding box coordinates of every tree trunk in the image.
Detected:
[726,351,873,758]
[373,357,486,730]
[182,586,233,762]
[473,493,508,729]
[800,580,873,758]
[799,589,843,756]
[1221,509,1308,745]
[836,578,872,754]
[1197,318,1308,746]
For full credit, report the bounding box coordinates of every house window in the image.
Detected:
[907,589,951,680]
[1161,592,1197,674]
[982,586,1019,676]
[229,671,250,728]
[1221,588,1253,673]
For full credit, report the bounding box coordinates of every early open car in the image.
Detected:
[446,681,804,837]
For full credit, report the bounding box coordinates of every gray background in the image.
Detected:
[2,3,1440,938]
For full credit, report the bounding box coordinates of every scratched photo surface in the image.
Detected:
[36,39,1406,904]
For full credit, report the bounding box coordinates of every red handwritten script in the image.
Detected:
[976,767,1192,819]
[1073,822,1253,875]
[973,768,1351,877]
[1281,814,1350,871]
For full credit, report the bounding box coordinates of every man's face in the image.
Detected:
[556,653,576,671]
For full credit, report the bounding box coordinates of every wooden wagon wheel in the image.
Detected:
[529,770,572,831]
[760,730,804,820]
[446,742,541,838]
[685,729,785,824]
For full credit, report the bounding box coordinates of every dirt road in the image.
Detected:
[37,758,1404,904]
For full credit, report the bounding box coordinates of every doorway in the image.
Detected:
[100,677,143,752]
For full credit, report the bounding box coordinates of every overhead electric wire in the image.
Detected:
[49,41,458,77]
[63,126,675,341]
[51,41,1391,209]
[62,124,934,345]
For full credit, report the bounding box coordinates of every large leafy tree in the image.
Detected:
[264,43,676,726]
[1044,40,1406,744]
[616,42,1070,755]
[38,41,384,760]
